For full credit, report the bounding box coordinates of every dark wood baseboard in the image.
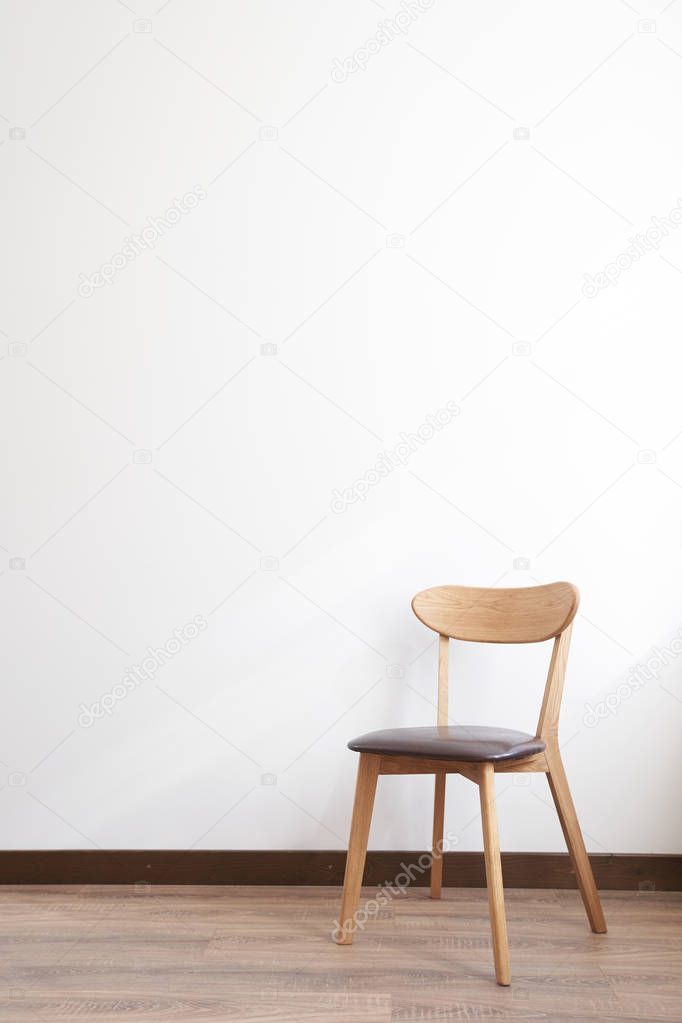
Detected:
[0,851,680,890]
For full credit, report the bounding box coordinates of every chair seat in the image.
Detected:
[348,725,545,763]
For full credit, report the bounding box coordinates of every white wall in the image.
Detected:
[2,0,682,856]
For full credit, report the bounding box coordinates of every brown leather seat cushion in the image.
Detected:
[348,725,545,763]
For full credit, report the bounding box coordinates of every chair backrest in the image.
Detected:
[411,582,579,739]
[412,582,578,643]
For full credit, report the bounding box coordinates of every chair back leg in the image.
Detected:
[545,745,607,933]
[478,763,511,985]
[334,753,380,945]
[430,772,447,898]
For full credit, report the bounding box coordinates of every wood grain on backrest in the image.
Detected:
[411,583,579,644]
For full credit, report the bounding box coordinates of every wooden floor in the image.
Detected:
[0,885,680,1021]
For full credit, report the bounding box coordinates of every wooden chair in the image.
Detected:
[334,581,606,985]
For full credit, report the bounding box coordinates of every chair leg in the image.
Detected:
[545,746,607,933]
[478,763,511,986]
[334,753,380,945]
[430,772,446,899]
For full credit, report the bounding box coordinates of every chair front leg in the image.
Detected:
[334,753,380,945]
[478,763,511,986]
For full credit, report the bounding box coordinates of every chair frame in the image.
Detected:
[334,582,606,986]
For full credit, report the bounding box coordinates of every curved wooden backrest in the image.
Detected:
[411,582,579,644]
